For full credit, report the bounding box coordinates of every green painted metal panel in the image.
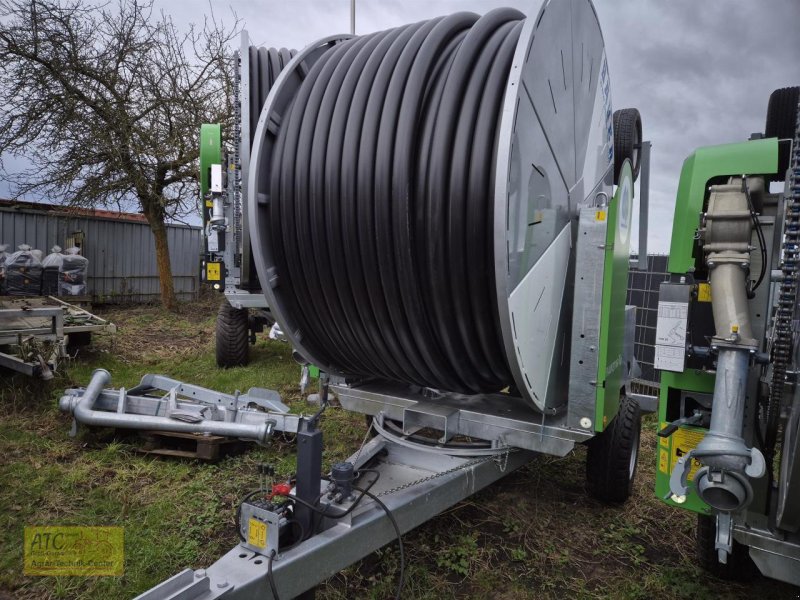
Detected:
[595,160,634,431]
[655,137,778,513]
[655,370,714,514]
[199,124,222,218]
[668,138,779,274]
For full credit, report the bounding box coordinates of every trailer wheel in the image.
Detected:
[696,514,757,581]
[586,394,641,503]
[765,86,800,181]
[216,300,250,368]
[613,108,642,184]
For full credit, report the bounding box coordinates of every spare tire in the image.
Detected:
[613,108,642,184]
[765,86,799,181]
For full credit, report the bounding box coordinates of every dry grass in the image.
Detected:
[88,292,218,363]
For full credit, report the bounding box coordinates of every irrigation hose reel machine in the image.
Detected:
[143,1,652,598]
[655,85,800,586]
[248,0,646,440]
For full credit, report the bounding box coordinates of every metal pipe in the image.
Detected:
[61,369,273,444]
[685,178,767,512]
[636,141,651,270]
[211,197,225,225]
[699,349,751,472]
[708,261,754,341]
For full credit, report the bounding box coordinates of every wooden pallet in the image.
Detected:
[133,430,246,461]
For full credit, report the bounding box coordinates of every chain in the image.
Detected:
[375,447,513,498]
[232,50,243,255]
[768,96,800,454]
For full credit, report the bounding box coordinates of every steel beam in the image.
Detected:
[334,382,588,456]
[135,440,533,600]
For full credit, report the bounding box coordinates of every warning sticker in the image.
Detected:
[248,518,267,549]
[654,300,688,372]
[658,449,669,474]
[655,301,688,346]
[206,262,221,281]
[697,282,712,303]
[669,427,706,481]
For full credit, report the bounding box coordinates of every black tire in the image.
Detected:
[765,86,800,181]
[696,514,758,581]
[215,300,250,368]
[586,394,641,503]
[66,331,92,354]
[613,108,642,184]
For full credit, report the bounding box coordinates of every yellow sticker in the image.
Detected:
[697,282,712,302]
[670,427,706,481]
[659,423,669,448]
[248,518,267,549]
[595,209,607,222]
[24,526,124,576]
[205,200,213,208]
[206,262,221,281]
[658,448,669,474]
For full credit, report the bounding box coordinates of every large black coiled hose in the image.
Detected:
[248,46,296,148]
[269,10,524,393]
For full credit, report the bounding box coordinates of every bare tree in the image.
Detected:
[0,0,236,308]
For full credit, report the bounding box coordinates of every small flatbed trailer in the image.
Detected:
[0,295,116,378]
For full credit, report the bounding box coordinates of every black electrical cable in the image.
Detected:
[743,176,767,294]
[267,10,525,393]
[352,485,405,600]
[267,549,281,600]
[277,519,307,553]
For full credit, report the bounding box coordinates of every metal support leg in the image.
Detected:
[294,419,323,541]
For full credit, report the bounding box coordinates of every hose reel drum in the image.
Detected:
[248,0,615,414]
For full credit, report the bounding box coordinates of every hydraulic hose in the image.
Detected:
[267,10,524,393]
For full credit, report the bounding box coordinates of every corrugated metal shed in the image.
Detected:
[0,199,200,303]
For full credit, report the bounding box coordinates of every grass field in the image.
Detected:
[0,296,796,599]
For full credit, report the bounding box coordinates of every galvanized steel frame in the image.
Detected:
[135,437,533,600]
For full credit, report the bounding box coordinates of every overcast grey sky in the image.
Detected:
[3,0,799,251]
[163,0,800,251]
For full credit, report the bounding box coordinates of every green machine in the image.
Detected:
[199,35,297,368]
[656,86,800,584]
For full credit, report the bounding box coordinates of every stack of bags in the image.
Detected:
[41,246,65,296]
[5,244,43,297]
[60,247,89,296]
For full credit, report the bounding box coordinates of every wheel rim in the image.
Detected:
[628,419,640,481]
